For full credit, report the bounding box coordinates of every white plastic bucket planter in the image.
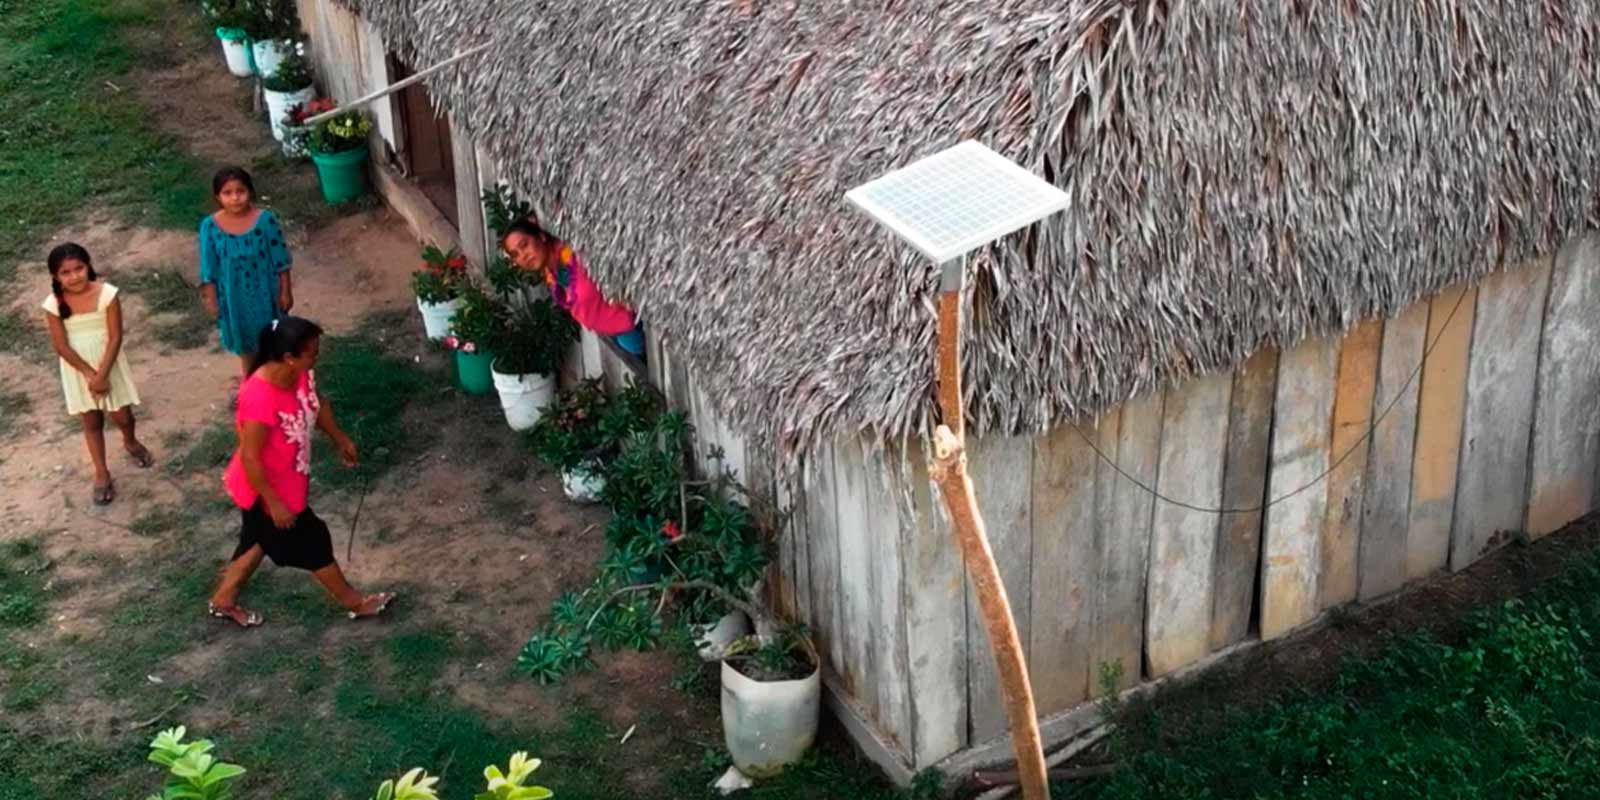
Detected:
[491,368,556,431]
[720,661,821,778]
[217,29,254,77]
[693,610,751,662]
[264,86,316,142]
[416,297,460,340]
[562,464,606,504]
[252,39,294,83]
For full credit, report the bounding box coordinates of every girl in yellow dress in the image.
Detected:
[42,242,153,505]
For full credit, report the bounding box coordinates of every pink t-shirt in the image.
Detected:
[223,371,320,513]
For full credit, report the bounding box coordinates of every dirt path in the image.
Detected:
[0,15,717,796]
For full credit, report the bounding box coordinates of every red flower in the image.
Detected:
[441,335,459,351]
[445,255,468,270]
[661,520,682,542]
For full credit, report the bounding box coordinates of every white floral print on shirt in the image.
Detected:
[275,371,322,475]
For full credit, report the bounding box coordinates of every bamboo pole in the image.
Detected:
[929,279,1050,800]
[300,42,492,126]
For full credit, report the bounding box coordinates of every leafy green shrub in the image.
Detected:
[481,184,536,240]
[307,109,371,155]
[261,51,312,92]
[410,244,467,304]
[447,282,506,353]
[488,298,577,377]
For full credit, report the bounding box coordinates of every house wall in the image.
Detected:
[748,235,1600,779]
[295,0,396,151]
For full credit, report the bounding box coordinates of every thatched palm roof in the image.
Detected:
[335,0,1599,456]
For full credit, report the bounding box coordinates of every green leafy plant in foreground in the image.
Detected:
[144,726,246,800]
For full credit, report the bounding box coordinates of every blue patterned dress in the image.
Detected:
[199,209,292,354]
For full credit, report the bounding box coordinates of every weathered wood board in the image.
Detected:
[1358,302,1428,601]
[1211,348,1278,650]
[600,346,627,392]
[1092,392,1163,691]
[1407,284,1476,579]
[1261,335,1339,640]
[1146,372,1231,676]
[898,440,968,766]
[1451,257,1553,570]
[580,329,604,379]
[862,443,911,751]
[1028,421,1100,713]
[831,438,878,709]
[1318,320,1382,609]
[1527,233,1600,537]
[964,433,1034,744]
[803,444,844,679]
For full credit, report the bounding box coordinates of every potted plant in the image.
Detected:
[306,108,372,204]
[487,298,578,431]
[201,1,256,76]
[720,625,821,779]
[279,97,332,159]
[262,52,315,143]
[446,282,504,397]
[244,0,300,78]
[411,245,468,340]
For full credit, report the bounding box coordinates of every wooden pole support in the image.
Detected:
[932,284,1050,800]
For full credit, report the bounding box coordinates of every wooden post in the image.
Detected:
[929,262,1050,800]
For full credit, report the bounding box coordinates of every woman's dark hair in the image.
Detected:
[501,216,560,250]
[212,166,255,199]
[46,242,98,321]
[247,315,323,376]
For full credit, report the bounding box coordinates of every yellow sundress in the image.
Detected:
[42,283,141,415]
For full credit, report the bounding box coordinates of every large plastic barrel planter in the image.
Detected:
[309,144,369,204]
[454,350,494,396]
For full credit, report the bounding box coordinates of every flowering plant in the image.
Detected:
[440,335,477,354]
[446,282,506,355]
[307,108,372,155]
[282,97,335,127]
[411,244,468,304]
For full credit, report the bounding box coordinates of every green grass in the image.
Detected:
[0,0,209,285]
[1073,550,1600,800]
[124,268,213,351]
[311,330,434,490]
[126,505,198,538]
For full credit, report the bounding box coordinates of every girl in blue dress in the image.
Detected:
[198,167,294,376]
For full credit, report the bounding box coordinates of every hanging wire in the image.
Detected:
[1068,283,1473,515]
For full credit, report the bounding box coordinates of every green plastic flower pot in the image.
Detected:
[309,144,370,204]
[455,349,495,396]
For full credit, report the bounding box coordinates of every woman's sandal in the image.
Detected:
[92,480,115,506]
[348,592,396,620]
[207,602,262,628]
[126,443,155,469]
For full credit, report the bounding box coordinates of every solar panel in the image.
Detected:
[846,140,1070,264]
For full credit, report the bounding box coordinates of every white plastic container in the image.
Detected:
[251,39,295,83]
[219,31,254,77]
[561,464,606,504]
[416,296,460,340]
[720,661,821,778]
[490,368,556,431]
[693,610,751,662]
[264,86,316,142]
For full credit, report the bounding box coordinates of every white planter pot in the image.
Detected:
[692,610,751,662]
[720,661,821,778]
[562,464,606,504]
[416,296,460,340]
[219,33,254,77]
[252,39,295,83]
[264,86,316,142]
[491,368,556,431]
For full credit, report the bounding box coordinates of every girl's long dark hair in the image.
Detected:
[501,216,560,251]
[212,166,256,199]
[46,242,98,321]
[247,315,323,376]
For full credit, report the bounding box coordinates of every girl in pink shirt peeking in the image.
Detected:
[206,316,394,627]
[501,218,644,357]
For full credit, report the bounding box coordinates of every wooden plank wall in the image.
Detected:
[627,235,1598,776]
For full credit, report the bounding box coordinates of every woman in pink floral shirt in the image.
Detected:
[206,316,394,627]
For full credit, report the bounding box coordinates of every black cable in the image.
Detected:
[1068,283,1472,515]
